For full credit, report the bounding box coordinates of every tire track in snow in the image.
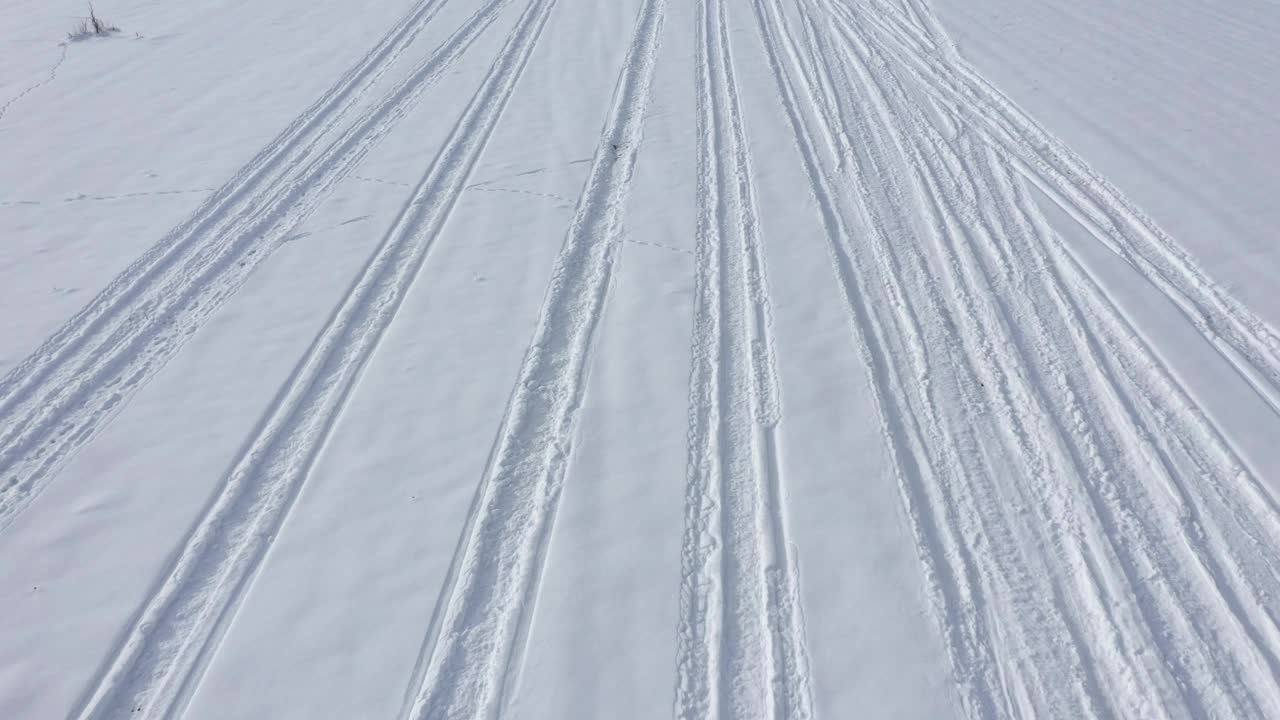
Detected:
[66,0,551,716]
[675,0,813,716]
[985,143,1280,718]
[850,0,1280,423]
[826,10,1280,714]
[790,3,1111,714]
[752,0,1280,715]
[749,0,1025,714]
[816,7,1158,713]
[1007,164,1280,718]
[395,0,665,717]
[806,0,1280,715]
[0,0,516,532]
[983,126,1280,718]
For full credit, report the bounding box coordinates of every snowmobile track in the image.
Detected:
[675,0,814,716]
[66,0,547,715]
[0,0,512,533]
[752,0,1280,716]
[395,0,666,716]
[852,0,1280,424]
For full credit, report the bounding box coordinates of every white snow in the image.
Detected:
[2,0,1280,718]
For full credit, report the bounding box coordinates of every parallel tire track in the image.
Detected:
[66,0,546,715]
[675,0,814,716]
[839,0,1280,609]
[395,0,665,717]
[0,0,517,532]
[747,0,1280,716]
[795,0,1280,715]
[825,8,1280,713]
[851,0,1280,421]
[749,0,1016,714]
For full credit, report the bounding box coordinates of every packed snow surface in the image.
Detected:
[3,0,1280,718]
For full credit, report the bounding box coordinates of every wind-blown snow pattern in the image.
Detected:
[3,0,1280,718]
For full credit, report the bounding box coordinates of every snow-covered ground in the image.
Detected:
[3,0,1279,717]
